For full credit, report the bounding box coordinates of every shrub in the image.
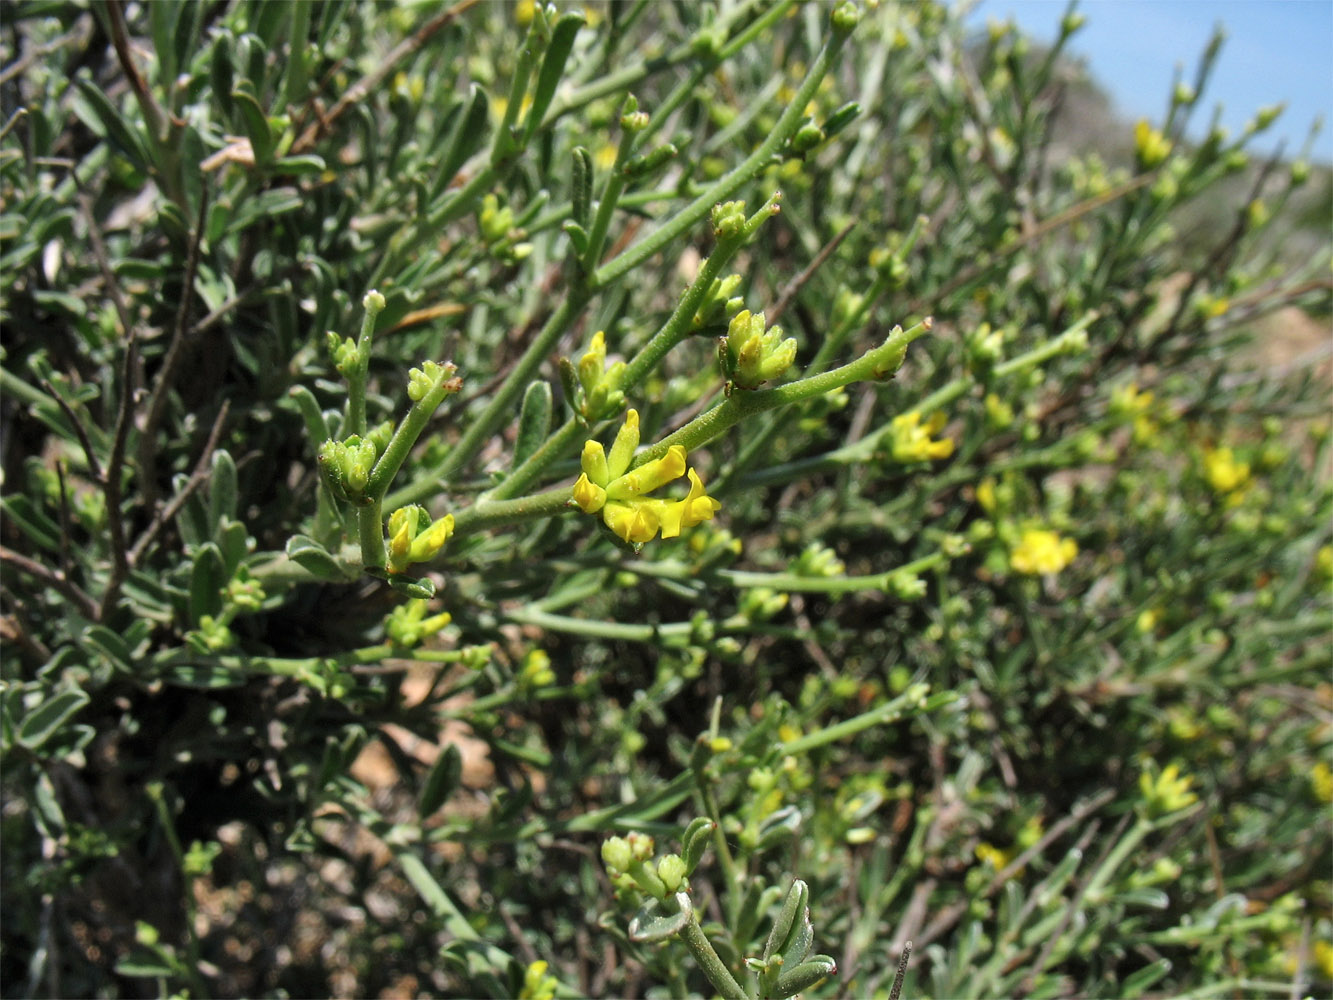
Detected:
[2,1,1329,997]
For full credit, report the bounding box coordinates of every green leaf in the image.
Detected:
[17,688,90,750]
[285,385,332,442]
[628,893,693,942]
[271,154,327,176]
[115,946,177,979]
[0,495,61,552]
[523,12,585,145]
[82,625,133,672]
[418,743,462,818]
[512,380,552,469]
[72,74,149,171]
[149,0,181,84]
[189,542,227,622]
[1121,958,1172,998]
[570,145,592,226]
[216,519,249,576]
[208,448,237,529]
[773,954,837,998]
[285,535,347,580]
[434,85,489,198]
[225,186,303,234]
[387,574,435,600]
[210,31,235,119]
[230,80,275,163]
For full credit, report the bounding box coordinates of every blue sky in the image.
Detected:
[966,0,1333,164]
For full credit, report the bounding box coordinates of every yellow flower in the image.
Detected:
[572,410,721,545]
[1139,762,1198,818]
[1312,761,1333,803]
[1315,940,1333,980]
[1009,528,1077,575]
[889,411,955,463]
[1134,119,1172,168]
[1203,446,1251,496]
[975,842,1013,870]
[519,959,556,1000]
[976,477,997,513]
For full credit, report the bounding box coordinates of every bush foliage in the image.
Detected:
[2,1,1330,997]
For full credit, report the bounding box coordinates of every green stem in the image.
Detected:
[779,683,938,756]
[593,22,852,288]
[485,234,739,502]
[738,313,1095,491]
[637,320,931,466]
[357,498,385,571]
[1080,817,1151,904]
[346,297,382,438]
[450,486,574,538]
[147,783,209,999]
[680,916,751,1000]
[366,369,464,499]
[582,114,640,272]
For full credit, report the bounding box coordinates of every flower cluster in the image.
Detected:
[1202,445,1251,498]
[386,505,454,574]
[719,309,798,389]
[572,409,721,545]
[889,410,954,463]
[1009,527,1078,575]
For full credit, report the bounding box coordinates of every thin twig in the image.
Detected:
[290,0,483,154]
[38,379,103,482]
[78,193,138,620]
[102,0,167,141]
[0,547,99,620]
[769,219,857,326]
[138,186,211,511]
[129,401,230,567]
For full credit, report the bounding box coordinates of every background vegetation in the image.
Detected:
[2,1,1330,998]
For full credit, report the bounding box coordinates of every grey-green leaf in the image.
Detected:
[628,892,693,942]
[17,688,90,751]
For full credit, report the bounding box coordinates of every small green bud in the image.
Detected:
[627,831,655,861]
[711,199,748,240]
[656,854,687,892]
[791,120,825,153]
[327,332,360,375]
[362,289,386,314]
[602,836,632,873]
[478,193,514,243]
[620,99,650,133]
[830,1,860,33]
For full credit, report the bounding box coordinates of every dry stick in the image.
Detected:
[53,462,73,587]
[103,0,167,141]
[768,219,857,326]
[129,400,230,567]
[39,380,103,482]
[887,941,913,1000]
[0,547,99,620]
[290,0,483,155]
[137,186,211,512]
[78,193,137,621]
